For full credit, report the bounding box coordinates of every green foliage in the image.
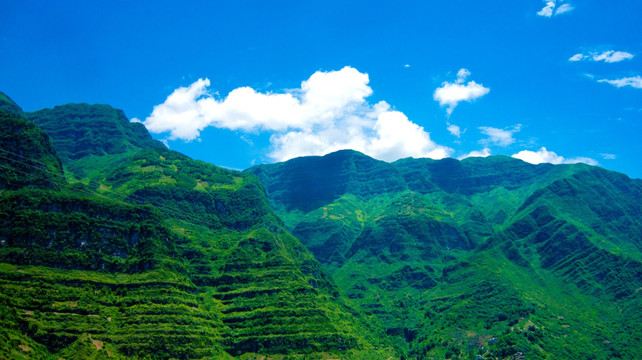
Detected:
[0,91,26,118]
[27,103,165,168]
[0,188,176,273]
[0,100,386,359]
[249,149,642,359]
[0,110,64,190]
[3,94,642,359]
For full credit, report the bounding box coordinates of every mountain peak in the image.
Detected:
[0,91,26,118]
[0,111,63,190]
[27,103,165,163]
[248,149,408,212]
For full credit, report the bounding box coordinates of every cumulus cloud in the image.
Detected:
[537,1,574,17]
[447,123,461,138]
[141,66,453,162]
[433,68,489,116]
[597,76,642,89]
[600,153,616,160]
[512,147,598,165]
[569,50,634,63]
[479,125,521,147]
[458,148,491,160]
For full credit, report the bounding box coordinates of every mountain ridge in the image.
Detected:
[1,92,641,359]
[247,148,642,359]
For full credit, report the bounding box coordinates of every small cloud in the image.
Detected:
[404,64,411,68]
[455,69,471,83]
[479,124,522,147]
[598,76,642,89]
[570,50,634,63]
[447,123,461,138]
[569,53,584,62]
[433,68,490,116]
[537,1,556,17]
[600,153,616,160]
[130,117,142,123]
[554,3,574,15]
[512,147,598,165]
[537,1,574,17]
[458,148,491,160]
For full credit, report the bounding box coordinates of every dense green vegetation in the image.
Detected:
[0,92,26,118]
[0,99,392,359]
[27,103,165,178]
[0,111,63,190]
[2,91,641,359]
[248,149,642,359]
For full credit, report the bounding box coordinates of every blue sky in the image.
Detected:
[1,1,641,178]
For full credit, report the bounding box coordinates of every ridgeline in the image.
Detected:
[2,91,641,359]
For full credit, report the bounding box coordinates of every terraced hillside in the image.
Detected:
[0,96,392,359]
[3,89,641,359]
[248,150,642,359]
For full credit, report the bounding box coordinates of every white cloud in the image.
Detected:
[597,76,642,89]
[554,3,574,15]
[458,148,491,160]
[537,1,574,17]
[569,50,634,63]
[447,123,461,138]
[479,125,521,147]
[140,66,453,162]
[569,53,584,62]
[537,1,556,17]
[512,147,598,165]
[433,68,489,116]
[600,153,616,160]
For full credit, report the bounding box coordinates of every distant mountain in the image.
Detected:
[0,101,391,359]
[248,150,642,359]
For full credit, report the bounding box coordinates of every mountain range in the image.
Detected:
[1,91,640,359]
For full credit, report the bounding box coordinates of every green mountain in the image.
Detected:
[0,103,392,359]
[0,92,26,118]
[248,150,642,359]
[2,92,641,359]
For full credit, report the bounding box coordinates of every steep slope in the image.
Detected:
[248,150,642,359]
[0,110,230,359]
[27,103,166,180]
[1,102,391,359]
[0,110,63,190]
[0,91,26,118]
